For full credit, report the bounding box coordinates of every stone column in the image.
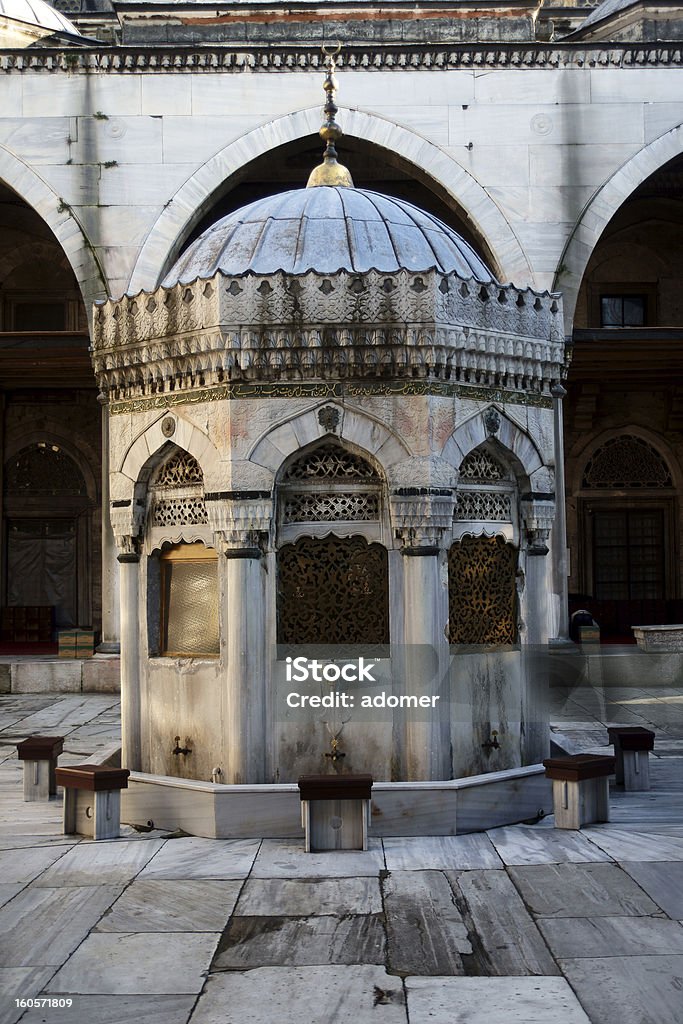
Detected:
[551,383,569,640]
[208,493,272,785]
[400,544,450,780]
[391,484,454,781]
[520,496,556,646]
[117,548,141,771]
[97,391,120,653]
[224,547,266,784]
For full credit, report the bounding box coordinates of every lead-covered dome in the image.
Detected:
[0,0,80,34]
[163,187,495,287]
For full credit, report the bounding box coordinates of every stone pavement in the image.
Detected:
[0,683,682,1024]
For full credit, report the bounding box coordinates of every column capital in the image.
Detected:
[390,487,455,551]
[521,493,556,555]
[206,492,272,554]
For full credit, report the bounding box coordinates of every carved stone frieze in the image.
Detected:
[2,45,681,75]
[92,269,565,401]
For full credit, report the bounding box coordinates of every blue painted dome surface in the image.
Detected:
[163,187,495,285]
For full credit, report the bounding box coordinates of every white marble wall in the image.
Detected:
[0,66,681,316]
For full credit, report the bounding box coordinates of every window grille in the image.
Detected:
[151,449,207,527]
[583,436,672,489]
[448,536,518,644]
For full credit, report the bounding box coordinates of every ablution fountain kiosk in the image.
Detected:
[92,57,567,837]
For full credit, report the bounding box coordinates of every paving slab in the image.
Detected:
[486,825,612,865]
[0,885,122,967]
[189,966,406,1024]
[0,845,70,884]
[383,834,502,871]
[538,914,683,957]
[33,838,166,887]
[18,994,196,1024]
[560,954,683,1024]
[508,862,662,918]
[405,976,591,1024]
[0,885,23,910]
[0,967,55,1024]
[213,914,386,968]
[235,877,382,916]
[583,827,683,861]
[96,879,243,932]
[0,835,77,851]
[448,869,559,976]
[251,839,385,878]
[620,860,683,918]
[137,836,260,879]
[383,870,470,975]
[45,932,220,995]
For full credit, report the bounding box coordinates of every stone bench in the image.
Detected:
[55,765,130,840]
[298,774,373,852]
[607,727,655,791]
[543,754,615,830]
[17,735,64,801]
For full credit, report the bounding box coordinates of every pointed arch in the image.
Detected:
[114,412,222,500]
[557,123,683,331]
[249,401,410,477]
[442,406,544,484]
[126,107,531,296]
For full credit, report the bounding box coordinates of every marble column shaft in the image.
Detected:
[401,550,450,781]
[118,553,141,771]
[98,395,120,652]
[224,550,267,784]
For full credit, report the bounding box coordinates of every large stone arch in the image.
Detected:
[0,144,107,313]
[557,123,683,332]
[127,107,531,295]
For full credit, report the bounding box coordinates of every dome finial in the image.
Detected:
[306,44,354,189]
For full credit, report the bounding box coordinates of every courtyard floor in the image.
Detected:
[0,678,682,1024]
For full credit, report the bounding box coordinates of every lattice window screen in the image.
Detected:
[151,449,207,527]
[155,451,204,487]
[277,535,389,644]
[455,491,512,522]
[283,444,380,482]
[283,493,379,524]
[583,435,672,489]
[459,449,507,482]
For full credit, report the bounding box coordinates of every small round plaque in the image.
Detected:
[161,416,176,438]
[330,815,343,831]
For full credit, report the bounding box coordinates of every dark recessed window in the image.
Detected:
[600,294,647,328]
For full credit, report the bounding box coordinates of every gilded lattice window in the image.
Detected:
[582,436,672,489]
[448,535,518,644]
[151,449,207,527]
[277,535,389,644]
